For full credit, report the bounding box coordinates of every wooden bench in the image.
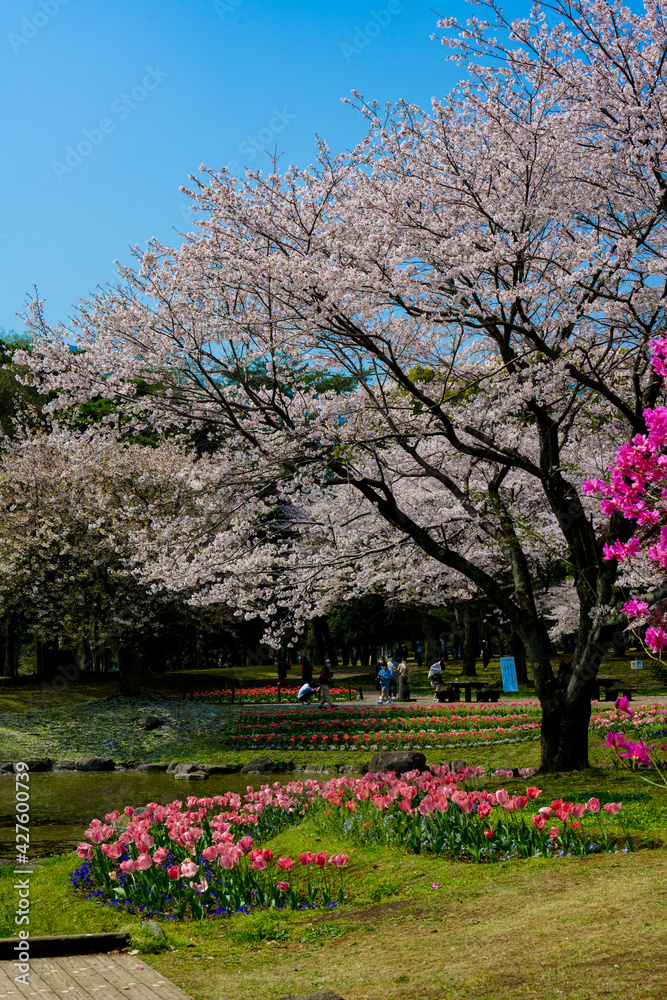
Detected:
[598,686,637,702]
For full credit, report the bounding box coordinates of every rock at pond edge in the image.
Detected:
[75,758,115,772]
[362,751,427,775]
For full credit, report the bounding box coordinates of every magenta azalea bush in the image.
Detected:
[73,765,625,919]
[603,697,667,793]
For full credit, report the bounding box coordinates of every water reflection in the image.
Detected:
[0,771,329,858]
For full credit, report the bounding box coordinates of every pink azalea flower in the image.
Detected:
[603,731,627,748]
[621,599,649,620]
[614,695,633,717]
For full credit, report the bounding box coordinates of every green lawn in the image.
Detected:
[1,776,665,1000]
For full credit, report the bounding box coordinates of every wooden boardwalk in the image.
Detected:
[0,954,193,999]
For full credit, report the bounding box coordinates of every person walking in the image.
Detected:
[387,653,399,699]
[428,657,446,703]
[480,639,492,670]
[318,660,335,708]
[397,658,410,701]
[415,641,424,670]
[378,661,393,705]
[375,656,386,694]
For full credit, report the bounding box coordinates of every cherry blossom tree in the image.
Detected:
[20,0,667,767]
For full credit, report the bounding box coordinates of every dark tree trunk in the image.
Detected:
[320,617,338,666]
[341,645,349,666]
[509,632,529,685]
[461,610,478,677]
[117,642,142,697]
[540,689,591,771]
[311,617,326,666]
[3,620,15,678]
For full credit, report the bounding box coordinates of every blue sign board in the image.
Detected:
[499,656,518,693]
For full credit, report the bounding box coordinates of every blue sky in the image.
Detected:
[1,0,527,335]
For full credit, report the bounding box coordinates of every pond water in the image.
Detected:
[0,771,329,858]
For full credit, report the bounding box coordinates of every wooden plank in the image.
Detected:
[24,958,89,998]
[0,936,129,961]
[107,956,192,1000]
[0,962,21,998]
[0,957,194,1000]
[83,955,184,1000]
[55,956,123,997]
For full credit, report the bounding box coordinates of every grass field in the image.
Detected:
[1,659,665,999]
[1,772,665,1000]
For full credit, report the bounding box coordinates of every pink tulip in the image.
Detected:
[277,880,289,891]
[570,803,586,818]
[532,814,546,831]
[548,827,560,839]
[201,845,219,862]
[586,797,600,813]
[299,852,314,866]
[525,787,542,799]
[120,859,136,873]
[76,842,94,860]
[314,852,328,867]
[495,789,509,805]
[603,802,622,814]
[477,801,493,819]
[181,861,199,878]
[538,806,554,818]
[483,829,494,839]
[238,835,254,854]
[152,847,169,863]
[105,811,120,822]
[277,856,294,872]
[123,807,134,818]
[329,853,349,867]
[135,854,153,871]
[167,865,181,880]
[251,857,267,870]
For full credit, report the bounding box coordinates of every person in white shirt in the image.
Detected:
[428,658,446,702]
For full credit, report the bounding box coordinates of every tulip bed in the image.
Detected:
[193,686,356,704]
[221,703,543,751]
[72,763,625,921]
